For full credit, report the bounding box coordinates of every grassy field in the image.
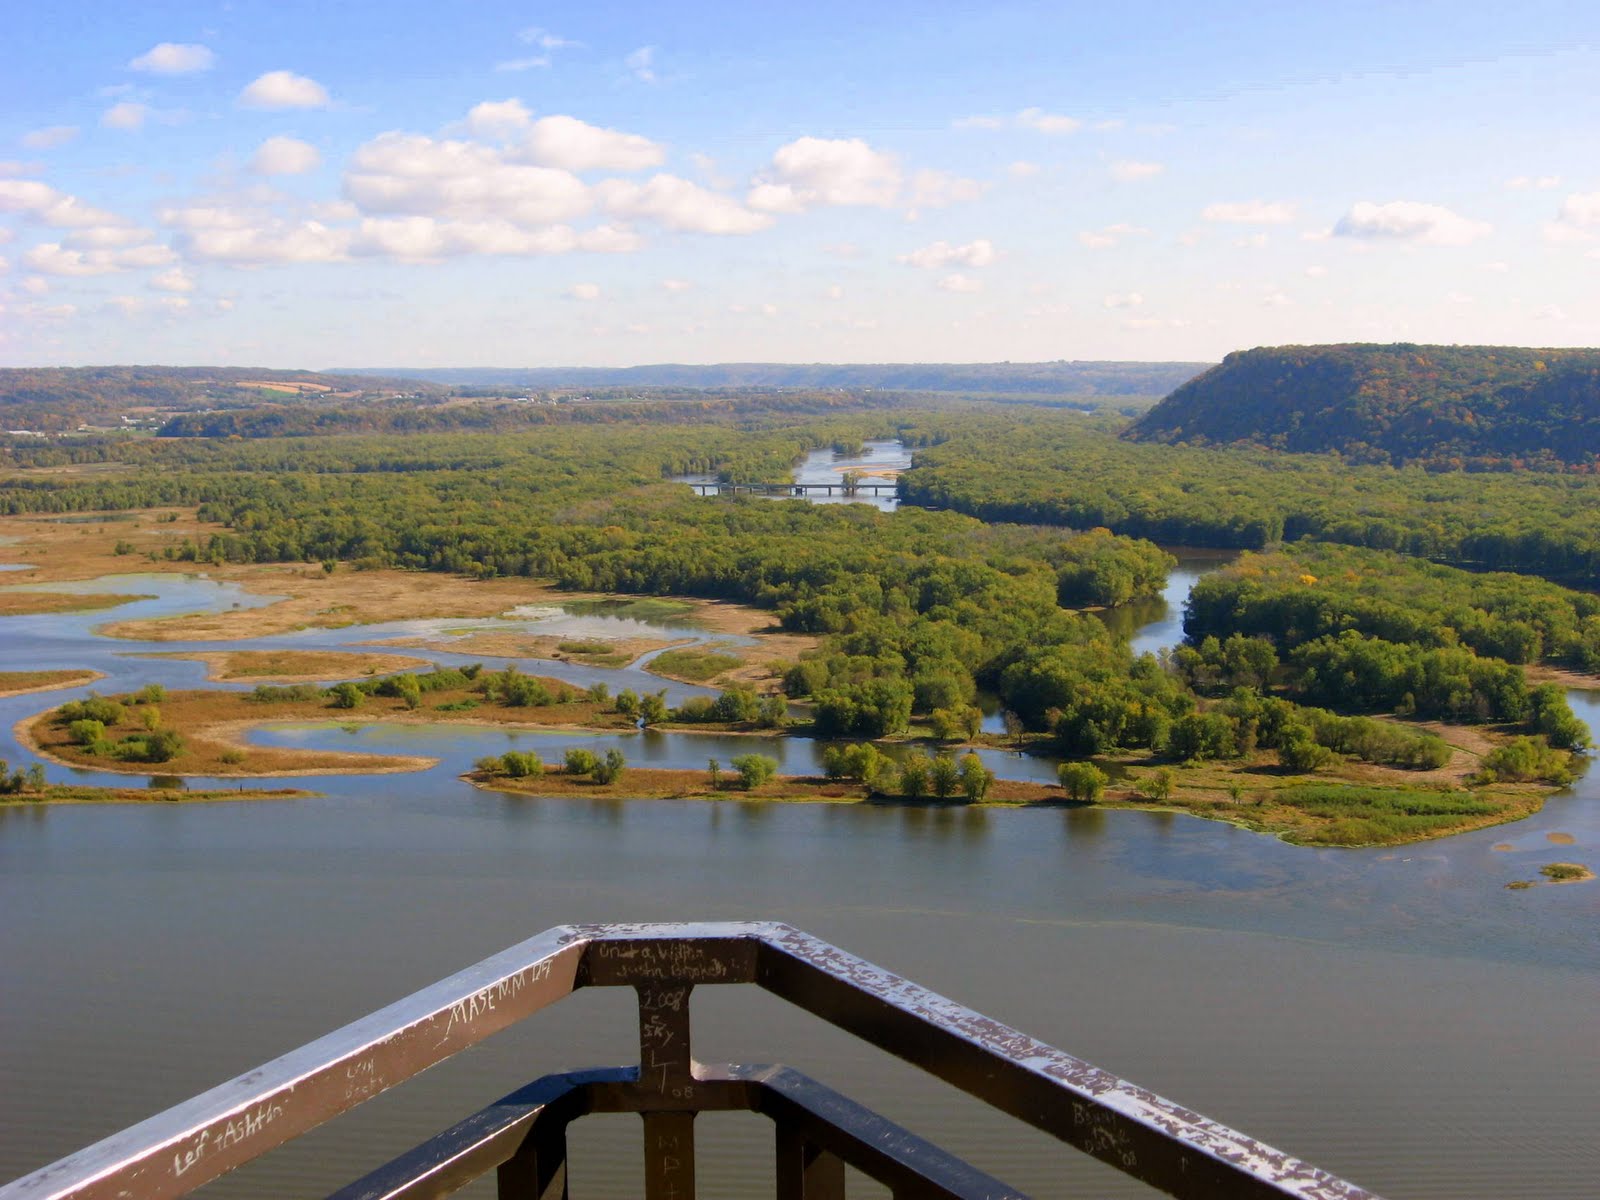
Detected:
[646,645,745,682]
[144,649,432,682]
[0,668,103,697]
[1,785,313,806]
[0,592,151,617]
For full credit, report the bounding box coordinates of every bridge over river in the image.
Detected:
[685,479,900,498]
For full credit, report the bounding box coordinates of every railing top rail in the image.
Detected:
[0,921,1379,1200]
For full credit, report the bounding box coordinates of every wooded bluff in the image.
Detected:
[1128,343,1600,468]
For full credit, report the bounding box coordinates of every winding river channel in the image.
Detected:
[1,450,1596,1199]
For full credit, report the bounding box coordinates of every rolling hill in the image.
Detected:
[1126,343,1600,468]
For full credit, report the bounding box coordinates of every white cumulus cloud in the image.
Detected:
[568,282,601,301]
[130,43,215,74]
[102,102,148,131]
[251,136,321,175]
[899,238,996,269]
[23,240,175,276]
[63,225,153,249]
[1333,200,1491,246]
[178,219,349,265]
[240,71,331,110]
[519,115,663,172]
[0,179,127,228]
[149,266,196,293]
[936,273,983,293]
[749,137,900,211]
[1102,291,1144,308]
[465,99,533,138]
[343,132,590,226]
[599,174,770,234]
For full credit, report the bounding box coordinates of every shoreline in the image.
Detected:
[0,669,106,699]
[13,713,440,779]
[1,785,316,808]
[137,649,435,684]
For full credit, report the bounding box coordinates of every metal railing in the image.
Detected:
[0,922,1380,1200]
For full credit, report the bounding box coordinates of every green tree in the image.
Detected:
[592,748,627,784]
[329,682,364,709]
[1058,761,1108,802]
[958,753,992,802]
[732,753,777,789]
[929,754,961,799]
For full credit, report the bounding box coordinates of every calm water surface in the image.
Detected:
[0,525,1597,1198]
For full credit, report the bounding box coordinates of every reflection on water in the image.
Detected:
[0,548,1597,1199]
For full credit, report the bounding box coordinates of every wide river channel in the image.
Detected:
[0,446,1596,1199]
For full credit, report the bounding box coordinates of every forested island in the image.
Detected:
[1127,343,1600,468]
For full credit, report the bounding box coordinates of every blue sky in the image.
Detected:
[3,1,1599,367]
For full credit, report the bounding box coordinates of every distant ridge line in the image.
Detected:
[327,361,1212,396]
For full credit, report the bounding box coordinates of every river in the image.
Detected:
[0,496,1596,1196]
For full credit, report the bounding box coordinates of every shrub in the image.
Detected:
[564,748,599,776]
[1477,736,1573,784]
[501,751,544,778]
[328,682,364,709]
[59,696,124,726]
[821,743,889,782]
[251,683,321,702]
[1278,732,1334,773]
[68,719,105,746]
[731,753,778,790]
[1540,862,1589,881]
[1058,761,1108,802]
[592,748,627,784]
[1140,767,1175,801]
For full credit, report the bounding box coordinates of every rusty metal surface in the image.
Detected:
[0,921,1382,1200]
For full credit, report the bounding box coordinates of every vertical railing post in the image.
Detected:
[775,1124,846,1200]
[497,1113,570,1200]
[637,984,697,1200]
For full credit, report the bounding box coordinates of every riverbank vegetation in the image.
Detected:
[0,591,151,617]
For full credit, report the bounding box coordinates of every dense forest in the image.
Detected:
[897,411,1600,585]
[332,360,1210,396]
[1127,344,1600,468]
[1185,544,1600,671]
